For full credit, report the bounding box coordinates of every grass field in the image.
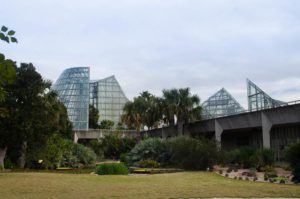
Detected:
[0,172,299,199]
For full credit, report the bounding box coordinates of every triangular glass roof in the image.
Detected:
[247,79,287,111]
[202,88,245,119]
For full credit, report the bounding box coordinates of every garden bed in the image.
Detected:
[130,167,184,174]
[215,166,294,184]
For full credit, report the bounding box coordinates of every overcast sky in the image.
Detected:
[1,0,300,108]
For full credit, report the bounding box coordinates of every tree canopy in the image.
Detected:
[89,104,100,129]
[0,63,72,169]
[122,89,201,134]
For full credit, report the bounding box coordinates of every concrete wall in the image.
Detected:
[74,129,138,143]
[141,104,300,160]
[75,104,300,161]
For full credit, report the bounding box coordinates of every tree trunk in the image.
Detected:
[177,121,184,136]
[19,141,27,169]
[0,147,7,170]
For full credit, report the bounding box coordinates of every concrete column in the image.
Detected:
[215,119,223,148]
[74,132,79,143]
[261,112,272,149]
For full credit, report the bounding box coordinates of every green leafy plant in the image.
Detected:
[285,141,300,183]
[168,136,219,170]
[120,153,129,166]
[101,134,136,160]
[139,159,160,168]
[127,138,171,167]
[250,148,275,170]
[224,147,256,168]
[96,163,128,175]
[0,26,17,43]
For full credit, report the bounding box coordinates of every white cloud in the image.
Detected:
[1,0,300,109]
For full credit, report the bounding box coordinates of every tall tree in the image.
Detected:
[99,120,115,129]
[89,104,100,129]
[0,63,72,169]
[162,88,202,135]
[139,91,162,129]
[0,25,17,105]
[122,100,142,132]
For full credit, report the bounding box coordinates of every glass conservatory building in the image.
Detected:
[53,67,90,130]
[90,76,129,126]
[247,79,287,111]
[53,67,129,131]
[202,88,245,119]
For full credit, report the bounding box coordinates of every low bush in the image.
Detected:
[222,147,275,169]
[96,163,128,175]
[4,158,14,169]
[280,179,285,184]
[224,147,256,168]
[127,138,171,167]
[250,148,275,170]
[71,142,97,166]
[88,140,104,160]
[139,159,160,168]
[226,167,233,173]
[120,153,128,166]
[260,165,275,172]
[265,171,277,179]
[285,141,300,183]
[168,136,219,170]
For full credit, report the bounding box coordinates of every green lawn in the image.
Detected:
[0,172,299,199]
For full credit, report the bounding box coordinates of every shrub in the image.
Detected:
[225,173,229,177]
[226,167,233,173]
[101,135,136,160]
[285,141,300,183]
[280,179,285,184]
[219,170,223,174]
[168,136,219,170]
[261,165,275,172]
[60,140,96,168]
[127,138,171,166]
[264,174,268,181]
[139,159,160,168]
[96,163,128,175]
[265,171,277,179]
[250,148,275,170]
[223,147,255,168]
[72,143,97,166]
[4,158,14,169]
[120,153,128,166]
[88,140,104,160]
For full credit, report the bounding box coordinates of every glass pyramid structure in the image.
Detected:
[202,88,245,119]
[247,79,287,111]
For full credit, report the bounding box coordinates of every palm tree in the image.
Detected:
[162,88,201,135]
[122,91,162,132]
[139,91,162,129]
[122,100,142,132]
